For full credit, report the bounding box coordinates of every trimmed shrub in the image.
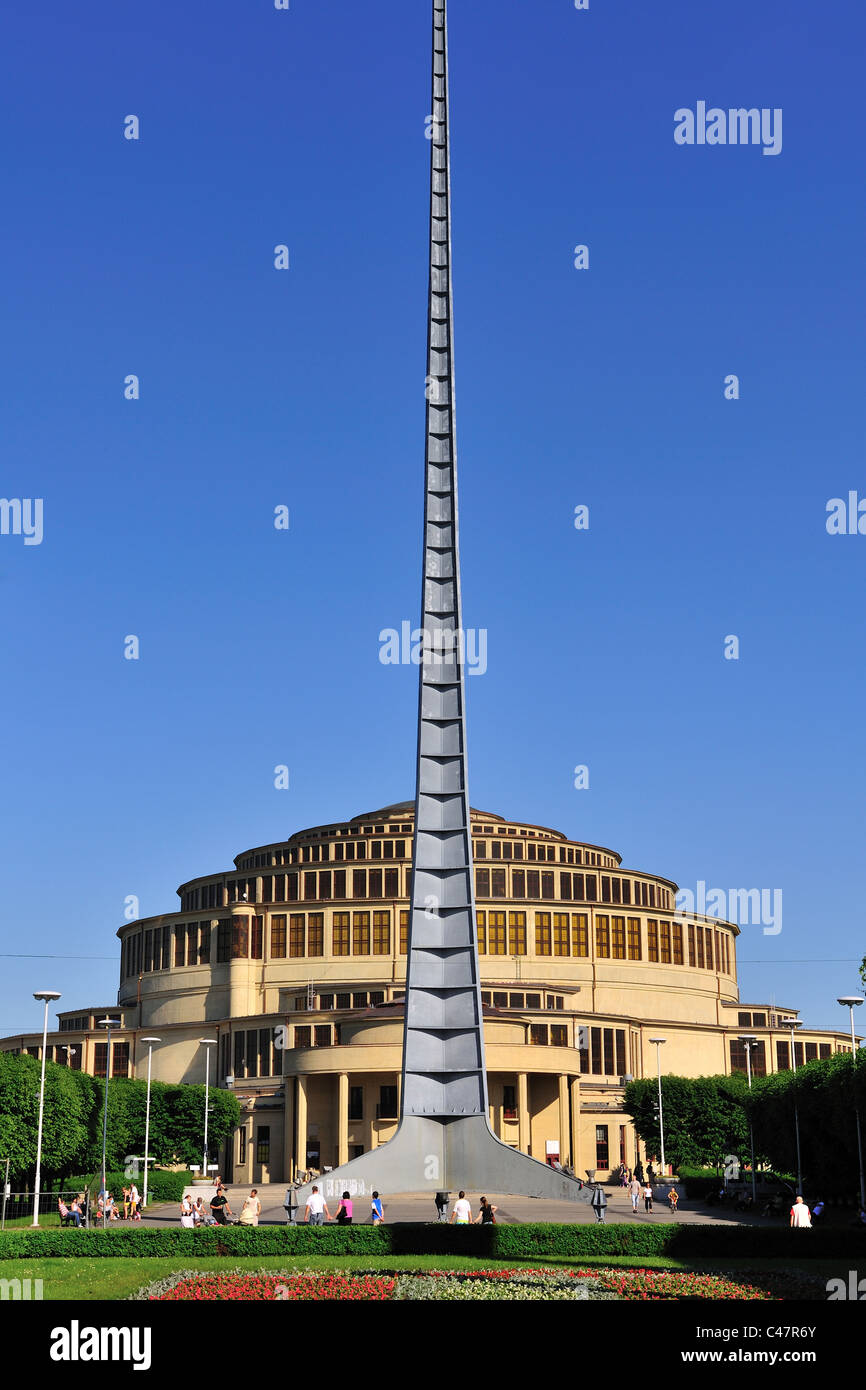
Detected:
[61,1171,189,1203]
[0,1221,862,1261]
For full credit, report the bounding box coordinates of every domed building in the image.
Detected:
[2,802,854,1185]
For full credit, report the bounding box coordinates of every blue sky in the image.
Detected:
[1,0,863,1038]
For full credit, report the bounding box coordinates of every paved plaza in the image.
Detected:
[141,1184,772,1228]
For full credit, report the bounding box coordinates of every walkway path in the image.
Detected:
[140,1184,762,1228]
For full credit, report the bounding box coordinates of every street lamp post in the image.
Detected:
[788,1019,803,1193]
[738,1034,758,1205]
[648,1037,667,1175]
[96,1016,116,1228]
[141,1037,161,1209]
[198,1039,218,1180]
[31,990,61,1227]
[837,997,865,1210]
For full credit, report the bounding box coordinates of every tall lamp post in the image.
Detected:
[738,1034,758,1205]
[96,1016,116,1228]
[31,990,61,1227]
[648,1037,667,1175]
[141,1037,161,1209]
[837,997,865,1210]
[788,1019,803,1193]
[199,1039,217,1181]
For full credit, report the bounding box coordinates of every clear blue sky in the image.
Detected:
[1,0,863,1038]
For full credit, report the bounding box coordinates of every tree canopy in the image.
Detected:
[623,1073,751,1170]
[0,1053,241,1180]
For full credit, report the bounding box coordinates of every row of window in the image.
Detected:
[477,912,730,974]
[595,1124,630,1170]
[728,1039,834,1077]
[124,909,733,976]
[178,867,671,914]
[235,829,616,875]
[481,991,565,1011]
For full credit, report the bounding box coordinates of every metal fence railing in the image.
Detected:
[1,1190,93,1229]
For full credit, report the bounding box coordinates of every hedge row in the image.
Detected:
[1,1222,862,1261]
[59,1172,189,1203]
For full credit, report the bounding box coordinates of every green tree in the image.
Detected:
[0,1054,240,1181]
[623,1073,751,1172]
[0,1053,94,1179]
[750,1052,866,1196]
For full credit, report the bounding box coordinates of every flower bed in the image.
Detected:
[133,1265,791,1302]
[568,1268,773,1300]
[150,1272,395,1301]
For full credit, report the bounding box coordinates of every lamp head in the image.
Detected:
[33,991,61,1003]
[838,996,864,1008]
[198,1037,217,1045]
[141,1036,162,1044]
[648,1037,666,1045]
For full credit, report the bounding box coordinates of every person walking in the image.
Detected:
[629,1175,641,1213]
[304,1186,330,1226]
[789,1195,812,1228]
[450,1191,472,1225]
[371,1191,385,1225]
[474,1196,497,1225]
[643,1183,653,1213]
[128,1182,140,1221]
[210,1185,234,1225]
[335,1191,353,1224]
[590,1185,608,1224]
[238,1189,261,1226]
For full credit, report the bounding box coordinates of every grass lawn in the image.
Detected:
[0,1253,850,1301]
[3,1214,65,1229]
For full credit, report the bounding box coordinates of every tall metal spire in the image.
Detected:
[293,0,589,1203]
[401,0,486,1120]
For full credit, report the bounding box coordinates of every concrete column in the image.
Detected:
[337,1072,349,1167]
[284,1078,295,1183]
[570,1076,581,1177]
[518,1072,529,1155]
[297,1074,308,1174]
[558,1073,570,1166]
